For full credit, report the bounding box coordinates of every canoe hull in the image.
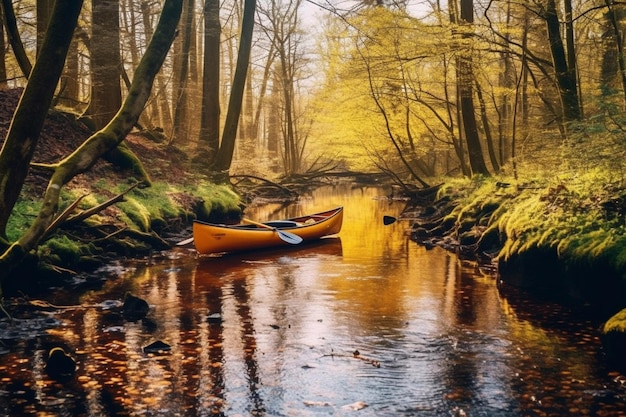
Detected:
[193,207,343,255]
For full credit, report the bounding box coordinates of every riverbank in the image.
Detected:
[408,175,626,315]
[405,175,626,368]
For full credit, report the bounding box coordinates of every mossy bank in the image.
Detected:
[4,177,242,294]
[409,175,626,317]
[407,174,626,368]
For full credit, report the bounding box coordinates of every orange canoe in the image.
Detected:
[193,207,343,255]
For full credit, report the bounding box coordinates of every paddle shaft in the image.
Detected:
[242,218,303,244]
[176,237,194,246]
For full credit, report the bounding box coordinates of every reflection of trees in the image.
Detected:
[203,276,226,415]
[439,261,512,410]
[232,278,265,414]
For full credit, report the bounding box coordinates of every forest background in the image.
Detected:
[0,0,625,301]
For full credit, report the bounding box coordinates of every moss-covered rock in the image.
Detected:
[601,308,626,371]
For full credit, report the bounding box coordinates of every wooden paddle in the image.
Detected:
[176,237,194,246]
[242,218,303,244]
[383,215,397,225]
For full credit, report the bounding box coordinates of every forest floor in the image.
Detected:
[0,88,190,205]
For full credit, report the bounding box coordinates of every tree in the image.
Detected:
[36,0,54,55]
[170,0,195,144]
[543,0,581,121]
[89,0,123,130]
[257,0,307,176]
[601,0,626,107]
[197,0,221,160]
[0,0,183,284]
[1,0,32,78]
[213,0,257,174]
[0,0,85,243]
[456,0,490,176]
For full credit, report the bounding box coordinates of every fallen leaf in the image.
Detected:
[341,401,368,411]
[303,400,333,407]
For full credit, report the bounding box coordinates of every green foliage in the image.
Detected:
[38,235,95,266]
[603,308,626,333]
[6,199,41,242]
[436,167,626,281]
[115,181,241,232]
[308,8,457,174]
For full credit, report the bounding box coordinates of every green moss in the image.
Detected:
[6,200,41,241]
[103,143,152,186]
[191,181,242,218]
[118,197,152,231]
[39,235,85,265]
[444,170,623,288]
[111,180,241,231]
[603,308,626,333]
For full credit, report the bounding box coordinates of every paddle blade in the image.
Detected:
[383,216,397,225]
[277,230,303,245]
[242,217,303,245]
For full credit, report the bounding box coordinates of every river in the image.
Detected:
[0,185,625,416]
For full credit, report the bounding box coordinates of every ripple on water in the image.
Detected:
[0,316,62,339]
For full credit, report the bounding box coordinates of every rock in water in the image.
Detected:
[122,292,149,321]
[45,347,76,382]
[143,340,171,354]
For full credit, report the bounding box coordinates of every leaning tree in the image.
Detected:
[0,0,183,289]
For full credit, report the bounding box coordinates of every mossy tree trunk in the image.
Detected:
[0,0,183,286]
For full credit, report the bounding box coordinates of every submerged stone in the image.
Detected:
[45,347,76,382]
[143,340,171,354]
[122,292,149,322]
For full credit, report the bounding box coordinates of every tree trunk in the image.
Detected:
[1,0,32,78]
[457,0,490,176]
[198,0,221,161]
[475,80,500,173]
[0,0,182,283]
[36,0,54,56]
[267,70,280,153]
[603,0,626,107]
[140,0,173,131]
[0,13,7,88]
[0,0,84,242]
[56,30,82,109]
[170,0,194,144]
[544,0,581,121]
[213,0,257,174]
[89,0,123,130]
[253,43,276,145]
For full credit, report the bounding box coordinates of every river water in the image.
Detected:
[1,185,625,416]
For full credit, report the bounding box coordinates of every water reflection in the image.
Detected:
[0,186,625,416]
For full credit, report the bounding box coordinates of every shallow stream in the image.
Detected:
[1,186,625,416]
